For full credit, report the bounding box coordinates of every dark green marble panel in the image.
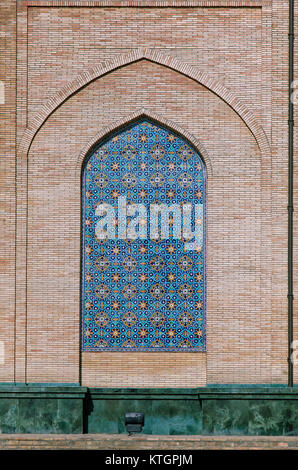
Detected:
[56,399,83,433]
[34,399,58,433]
[0,399,18,433]
[151,400,202,435]
[202,399,298,436]
[0,394,84,434]
[88,399,150,434]
[18,398,36,433]
[203,400,249,435]
[248,400,298,435]
[87,398,202,435]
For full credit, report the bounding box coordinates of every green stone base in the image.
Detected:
[0,385,297,435]
[0,385,87,433]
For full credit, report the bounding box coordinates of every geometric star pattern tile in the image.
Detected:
[81,119,206,351]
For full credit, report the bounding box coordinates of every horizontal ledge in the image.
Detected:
[0,385,87,398]
[87,386,298,399]
[0,385,297,399]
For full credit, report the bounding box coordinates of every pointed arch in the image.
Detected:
[19,49,270,159]
[76,109,213,178]
[81,116,207,352]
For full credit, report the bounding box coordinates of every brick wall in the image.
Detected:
[0,434,297,450]
[0,0,16,382]
[293,0,298,385]
[0,0,296,386]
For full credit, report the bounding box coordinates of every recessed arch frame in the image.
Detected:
[14,48,271,380]
[18,48,271,158]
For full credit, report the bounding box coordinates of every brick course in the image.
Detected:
[0,433,296,450]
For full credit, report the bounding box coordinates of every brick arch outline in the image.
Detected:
[75,108,213,177]
[15,49,272,382]
[19,48,270,158]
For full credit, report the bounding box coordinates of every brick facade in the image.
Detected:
[0,434,297,450]
[0,0,296,387]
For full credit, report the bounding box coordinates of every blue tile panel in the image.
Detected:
[81,120,206,351]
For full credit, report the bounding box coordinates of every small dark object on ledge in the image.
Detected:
[125,412,145,435]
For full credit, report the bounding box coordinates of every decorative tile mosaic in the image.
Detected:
[81,120,206,351]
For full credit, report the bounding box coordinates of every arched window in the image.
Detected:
[81,119,206,352]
